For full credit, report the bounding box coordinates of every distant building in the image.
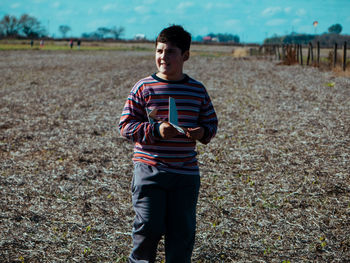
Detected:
[203,36,212,42]
[134,34,146,41]
[203,36,219,43]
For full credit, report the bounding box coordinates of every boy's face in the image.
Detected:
[155,42,189,81]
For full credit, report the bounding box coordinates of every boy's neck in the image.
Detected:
[156,72,186,82]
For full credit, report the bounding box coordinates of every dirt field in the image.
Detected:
[1,47,350,262]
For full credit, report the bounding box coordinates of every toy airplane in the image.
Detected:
[146,97,185,134]
[168,97,185,134]
[146,108,158,124]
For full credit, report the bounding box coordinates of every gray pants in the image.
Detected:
[129,162,200,263]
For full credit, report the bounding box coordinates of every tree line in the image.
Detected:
[0,14,125,40]
[0,14,46,38]
[264,23,350,47]
[58,24,125,40]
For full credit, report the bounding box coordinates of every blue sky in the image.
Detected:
[1,0,349,43]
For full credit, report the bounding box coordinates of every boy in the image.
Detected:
[119,25,218,262]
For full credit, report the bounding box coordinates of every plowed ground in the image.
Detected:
[1,48,350,262]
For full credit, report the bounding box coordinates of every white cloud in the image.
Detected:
[126,15,151,25]
[296,8,306,16]
[102,3,119,12]
[134,6,150,14]
[177,2,195,11]
[11,3,21,9]
[284,7,292,13]
[126,17,137,24]
[266,19,287,26]
[143,0,156,4]
[292,18,301,25]
[56,9,74,18]
[225,19,240,27]
[204,3,214,10]
[262,7,282,17]
[204,2,232,10]
[32,0,46,3]
[52,2,60,8]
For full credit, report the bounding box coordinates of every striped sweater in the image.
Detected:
[119,73,218,175]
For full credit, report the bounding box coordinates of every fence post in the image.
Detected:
[307,43,311,65]
[343,42,347,71]
[334,43,337,68]
[275,45,279,60]
[296,44,299,63]
[310,42,314,64]
[317,41,320,67]
[299,44,303,66]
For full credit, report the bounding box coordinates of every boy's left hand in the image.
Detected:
[185,127,204,141]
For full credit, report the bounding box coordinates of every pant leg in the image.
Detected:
[165,175,200,263]
[129,163,167,263]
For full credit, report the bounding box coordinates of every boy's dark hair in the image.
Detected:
[156,25,191,54]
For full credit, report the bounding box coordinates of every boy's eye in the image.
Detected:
[156,48,177,55]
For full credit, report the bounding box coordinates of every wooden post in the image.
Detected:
[317,41,320,67]
[299,44,303,66]
[277,45,281,60]
[281,44,285,60]
[310,42,314,64]
[334,43,337,68]
[274,45,278,60]
[296,44,299,63]
[307,43,311,66]
[343,42,347,71]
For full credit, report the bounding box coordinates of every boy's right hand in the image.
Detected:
[159,122,181,139]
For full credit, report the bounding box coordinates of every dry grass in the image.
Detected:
[278,46,298,65]
[231,48,249,58]
[1,49,350,262]
[332,65,350,78]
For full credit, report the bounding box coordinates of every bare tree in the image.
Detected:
[19,14,46,38]
[0,14,46,38]
[0,15,20,37]
[328,24,342,34]
[97,27,111,38]
[59,25,71,38]
[110,26,124,40]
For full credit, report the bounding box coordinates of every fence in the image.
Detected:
[269,42,348,71]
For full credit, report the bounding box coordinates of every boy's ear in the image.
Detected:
[183,50,190,61]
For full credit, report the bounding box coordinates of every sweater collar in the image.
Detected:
[152,73,189,84]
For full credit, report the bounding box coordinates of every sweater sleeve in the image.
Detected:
[198,89,218,145]
[119,87,160,144]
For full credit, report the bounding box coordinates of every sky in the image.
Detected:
[1,0,349,43]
